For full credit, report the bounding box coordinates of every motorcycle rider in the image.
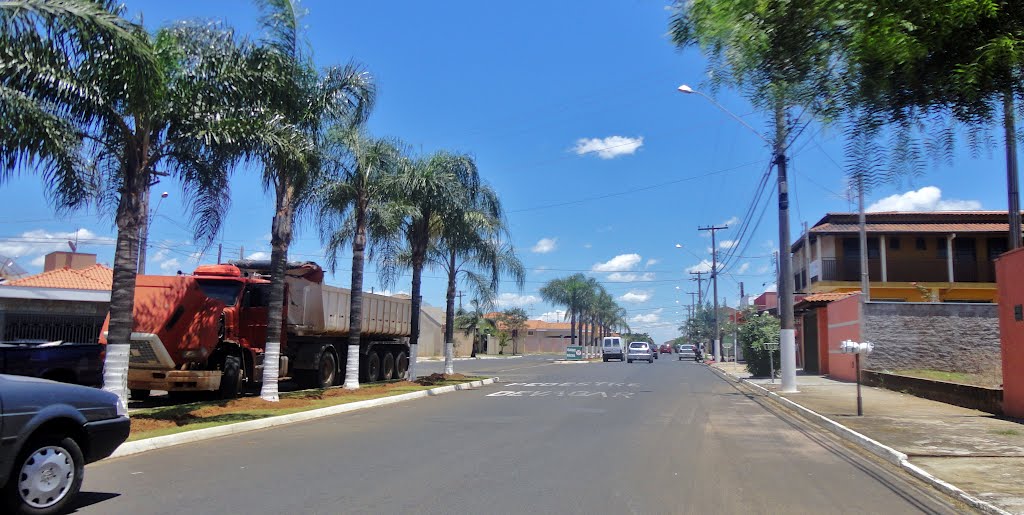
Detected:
[694,343,704,362]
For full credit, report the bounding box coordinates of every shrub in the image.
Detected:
[738,310,781,378]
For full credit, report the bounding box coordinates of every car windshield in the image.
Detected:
[196,280,242,306]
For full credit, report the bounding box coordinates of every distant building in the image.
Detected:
[0,252,112,343]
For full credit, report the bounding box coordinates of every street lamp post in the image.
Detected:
[678,84,797,392]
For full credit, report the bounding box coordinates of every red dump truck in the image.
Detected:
[101,261,412,398]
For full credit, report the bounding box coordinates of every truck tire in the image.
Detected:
[219,354,243,399]
[394,351,409,380]
[3,433,84,515]
[130,389,151,400]
[380,351,395,381]
[295,348,338,389]
[362,352,381,382]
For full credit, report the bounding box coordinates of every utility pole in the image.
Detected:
[217,244,223,264]
[699,224,728,362]
[689,271,705,304]
[775,148,798,393]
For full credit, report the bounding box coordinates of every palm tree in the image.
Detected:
[1,2,286,405]
[250,0,375,401]
[377,151,470,380]
[539,274,592,348]
[432,172,524,374]
[319,127,404,389]
[454,299,497,355]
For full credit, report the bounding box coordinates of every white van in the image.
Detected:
[602,337,624,362]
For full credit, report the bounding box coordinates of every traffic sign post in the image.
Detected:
[565,346,583,361]
[840,340,874,416]
[762,340,780,383]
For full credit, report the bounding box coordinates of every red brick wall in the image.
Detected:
[826,295,860,382]
[996,248,1024,417]
[818,306,830,375]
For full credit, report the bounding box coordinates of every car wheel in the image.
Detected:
[3,434,84,515]
[627,359,632,363]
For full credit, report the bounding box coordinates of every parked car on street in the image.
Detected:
[627,342,654,364]
[1,374,130,515]
[602,337,624,362]
[677,344,697,361]
[0,341,104,388]
[659,343,672,354]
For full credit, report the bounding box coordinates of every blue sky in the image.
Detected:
[0,1,1010,343]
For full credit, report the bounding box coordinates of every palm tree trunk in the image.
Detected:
[261,197,295,402]
[344,206,367,390]
[102,181,145,407]
[443,248,457,375]
[570,310,576,347]
[408,253,424,381]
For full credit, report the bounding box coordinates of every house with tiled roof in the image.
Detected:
[790,211,1012,303]
[0,252,111,343]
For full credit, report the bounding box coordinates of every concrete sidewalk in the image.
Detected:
[714,362,1024,514]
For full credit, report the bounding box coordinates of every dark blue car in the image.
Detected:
[1,374,129,515]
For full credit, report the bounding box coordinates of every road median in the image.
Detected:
[111,376,499,460]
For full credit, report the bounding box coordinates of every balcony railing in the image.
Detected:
[817,257,993,284]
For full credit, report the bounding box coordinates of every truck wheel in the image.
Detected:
[394,351,409,379]
[381,352,395,381]
[130,389,151,400]
[219,354,243,399]
[316,350,338,388]
[3,433,84,515]
[362,352,381,382]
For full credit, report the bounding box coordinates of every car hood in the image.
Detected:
[0,374,119,421]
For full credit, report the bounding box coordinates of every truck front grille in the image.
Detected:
[130,339,160,366]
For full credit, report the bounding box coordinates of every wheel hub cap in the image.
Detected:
[19,445,74,509]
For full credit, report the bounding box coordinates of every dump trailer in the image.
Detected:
[101,261,411,398]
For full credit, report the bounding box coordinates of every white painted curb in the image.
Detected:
[708,367,1010,515]
[110,377,499,460]
[417,355,524,362]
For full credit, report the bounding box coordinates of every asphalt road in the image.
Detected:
[76,354,965,515]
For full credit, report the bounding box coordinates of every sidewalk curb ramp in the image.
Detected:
[707,366,1010,515]
[109,377,499,460]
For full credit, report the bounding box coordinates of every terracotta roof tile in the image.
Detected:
[3,265,113,291]
[525,319,571,330]
[800,291,860,303]
[812,222,1008,234]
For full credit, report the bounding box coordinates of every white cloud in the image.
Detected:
[719,240,738,249]
[493,293,541,308]
[618,290,652,303]
[867,186,982,212]
[737,262,751,274]
[0,228,113,263]
[381,289,410,297]
[630,308,664,324]
[573,135,644,159]
[246,251,270,261]
[607,272,656,282]
[159,258,181,272]
[722,216,739,226]
[764,283,778,293]
[539,310,566,322]
[757,264,772,274]
[30,255,46,267]
[645,258,659,267]
[583,243,593,249]
[686,260,715,273]
[592,253,642,272]
[531,237,558,254]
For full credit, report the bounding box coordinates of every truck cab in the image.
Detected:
[102,264,282,399]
